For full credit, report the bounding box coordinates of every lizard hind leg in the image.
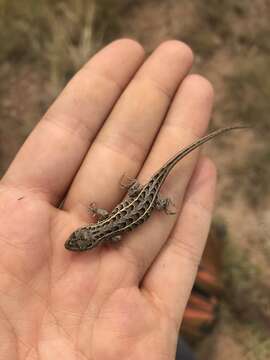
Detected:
[89,202,110,221]
[155,195,177,215]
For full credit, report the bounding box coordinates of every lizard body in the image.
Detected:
[65,126,245,251]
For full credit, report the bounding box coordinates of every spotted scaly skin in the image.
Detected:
[65,126,246,251]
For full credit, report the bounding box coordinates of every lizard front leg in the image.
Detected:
[110,235,122,243]
[89,202,109,220]
[155,195,176,215]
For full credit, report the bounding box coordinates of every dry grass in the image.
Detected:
[224,53,270,206]
[225,55,270,131]
[0,0,101,174]
[211,216,270,327]
[223,243,270,325]
[219,304,270,360]
[0,0,138,96]
[0,0,98,95]
[185,0,270,58]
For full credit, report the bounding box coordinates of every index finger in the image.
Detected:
[2,39,145,205]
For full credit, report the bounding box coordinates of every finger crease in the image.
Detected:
[80,64,127,94]
[96,134,148,169]
[42,112,99,144]
[169,236,202,268]
[136,73,175,101]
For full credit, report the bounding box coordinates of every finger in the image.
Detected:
[142,157,217,323]
[118,75,214,282]
[2,39,145,204]
[63,41,194,218]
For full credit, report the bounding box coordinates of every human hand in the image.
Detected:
[0,39,216,359]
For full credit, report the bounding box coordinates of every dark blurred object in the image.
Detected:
[176,337,197,360]
[181,224,225,341]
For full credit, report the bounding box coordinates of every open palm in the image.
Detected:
[0,40,216,359]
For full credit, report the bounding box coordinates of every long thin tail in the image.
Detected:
[154,125,249,183]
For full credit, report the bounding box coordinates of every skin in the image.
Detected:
[0,39,216,359]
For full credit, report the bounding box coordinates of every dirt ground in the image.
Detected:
[0,1,270,359]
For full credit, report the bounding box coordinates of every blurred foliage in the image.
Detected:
[0,0,98,93]
[225,55,270,131]
[212,215,270,326]
[220,305,270,360]
[182,0,270,59]
[0,0,141,93]
[94,0,134,42]
[224,54,270,206]
[223,242,270,326]
[229,145,270,207]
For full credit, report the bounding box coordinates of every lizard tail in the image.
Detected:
[153,125,249,184]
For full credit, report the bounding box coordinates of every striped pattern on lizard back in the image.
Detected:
[88,175,162,242]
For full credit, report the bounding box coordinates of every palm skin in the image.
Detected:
[0,39,216,359]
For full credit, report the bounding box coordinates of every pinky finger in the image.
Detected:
[142,157,217,325]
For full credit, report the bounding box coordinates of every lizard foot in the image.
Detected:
[89,202,109,221]
[155,196,176,215]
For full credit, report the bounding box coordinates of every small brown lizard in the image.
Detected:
[65,126,246,252]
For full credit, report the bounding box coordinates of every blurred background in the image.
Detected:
[0,1,269,359]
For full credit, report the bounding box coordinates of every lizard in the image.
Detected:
[65,126,246,252]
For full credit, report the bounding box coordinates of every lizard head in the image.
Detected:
[64,227,97,251]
